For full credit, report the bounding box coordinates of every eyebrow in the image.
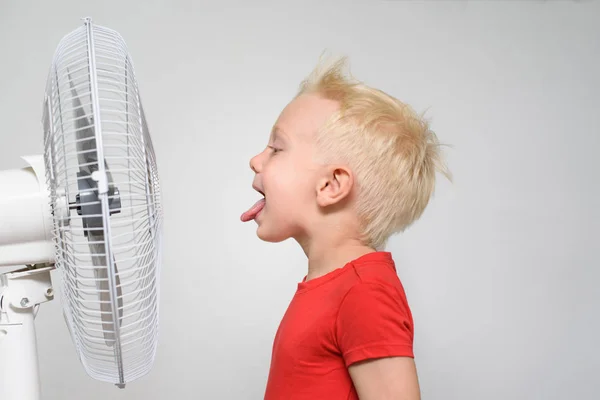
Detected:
[271,126,288,141]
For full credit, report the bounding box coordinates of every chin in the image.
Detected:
[256,225,291,243]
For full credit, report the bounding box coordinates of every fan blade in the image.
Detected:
[88,231,124,346]
[68,70,122,347]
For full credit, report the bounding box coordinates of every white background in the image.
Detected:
[0,1,598,399]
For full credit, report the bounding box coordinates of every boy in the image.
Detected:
[241,56,449,399]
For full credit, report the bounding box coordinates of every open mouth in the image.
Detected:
[254,185,265,198]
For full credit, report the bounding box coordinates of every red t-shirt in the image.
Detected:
[263,251,414,399]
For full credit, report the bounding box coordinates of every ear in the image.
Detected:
[316,165,354,208]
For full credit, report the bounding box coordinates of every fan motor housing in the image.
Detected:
[0,156,54,267]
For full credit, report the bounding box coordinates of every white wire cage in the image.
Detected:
[42,18,162,387]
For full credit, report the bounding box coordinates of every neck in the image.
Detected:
[297,234,376,281]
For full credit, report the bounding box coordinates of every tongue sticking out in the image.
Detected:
[241,198,265,222]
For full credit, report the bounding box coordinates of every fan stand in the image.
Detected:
[0,264,55,400]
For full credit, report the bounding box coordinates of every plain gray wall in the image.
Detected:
[1,0,598,399]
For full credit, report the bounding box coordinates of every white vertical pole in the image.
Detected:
[0,306,42,400]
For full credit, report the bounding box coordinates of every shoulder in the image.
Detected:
[335,280,415,367]
[337,280,413,335]
[335,253,415,367]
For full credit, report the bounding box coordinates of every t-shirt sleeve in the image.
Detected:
[336,282,414,367]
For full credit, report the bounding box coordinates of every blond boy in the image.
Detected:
[241,56,449,399]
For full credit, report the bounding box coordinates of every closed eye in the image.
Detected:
[268,145,282,154]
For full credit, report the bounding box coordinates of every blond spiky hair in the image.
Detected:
[297,55,451,249]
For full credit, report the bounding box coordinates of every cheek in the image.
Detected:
[265,165,313,207]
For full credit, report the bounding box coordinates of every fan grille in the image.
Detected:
[42,19,162,385]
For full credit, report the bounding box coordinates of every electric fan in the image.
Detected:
[0,17,163,400]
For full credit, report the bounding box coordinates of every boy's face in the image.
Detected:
[242,93,340,243]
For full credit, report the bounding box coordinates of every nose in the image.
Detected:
[249,153,261,173]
